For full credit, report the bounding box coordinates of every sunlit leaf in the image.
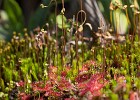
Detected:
[56,14,70,29]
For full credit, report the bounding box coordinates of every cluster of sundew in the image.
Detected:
[0,0,140,99]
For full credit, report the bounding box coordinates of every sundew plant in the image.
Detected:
[0,0,140,100]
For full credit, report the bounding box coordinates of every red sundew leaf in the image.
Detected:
[89,83,104,92]
[75,72,91,83]
[65,65,71,72]
[89,82,106,96]
[89,60,96,66]
[48,72,57,80]
[47,89,62,97]
[81,64,90,72]
[31,81,44,88]
[33,84,52,92]
[18,92,31,100]
[44,89,62,97]
[32,81,53,92]
[32,80,62,97]
[49,66,58,73]
[16,81,25,87]
[61,71,67,77]
[61,66,71,77]
[79,88,89,96]
[90,91,101,97]
[57,77,74,91]
[86,92,94,100]
[21,95,31,100]
[80,67,89,72]
[88,73,105,84]
[79,82,104,96]
[48,66,58,80]
[77,82,87,89]
[64,98,76,100]
[88,74,107,88]
[51,91,62,97]
[44,92,49,97]
[78,73,107,97]
[129,92,140,100]
[81,60,96,72]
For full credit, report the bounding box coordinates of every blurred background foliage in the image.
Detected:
[0,0,140,40]
[0,0,24,40]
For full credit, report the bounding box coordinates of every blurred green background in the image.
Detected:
[0,0,140,40]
